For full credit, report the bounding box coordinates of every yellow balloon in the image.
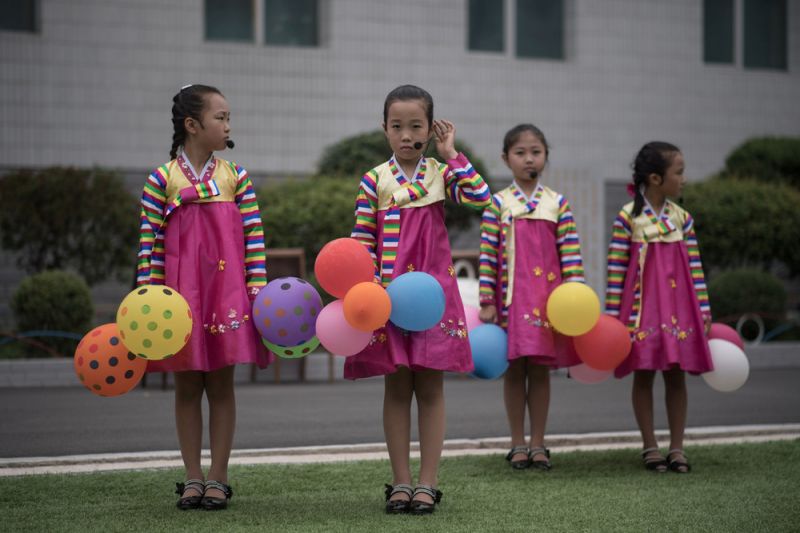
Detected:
[546,282,601,336]
[116,285,193,360]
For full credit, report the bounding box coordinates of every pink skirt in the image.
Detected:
[614,241,712,378]
[502,219,579,368]
[344,204,473,379]
[147,202,272,373]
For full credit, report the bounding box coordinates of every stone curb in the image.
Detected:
[2,423,797,477]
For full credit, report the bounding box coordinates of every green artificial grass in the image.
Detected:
[1,440,798,532]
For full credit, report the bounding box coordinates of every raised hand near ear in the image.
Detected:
[433,120,458,161]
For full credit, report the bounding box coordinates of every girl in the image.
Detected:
[136,84,270,509]
[478,124,584,471]
[346,85,490,515]
[605,141,712,473]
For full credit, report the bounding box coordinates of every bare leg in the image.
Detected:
[174,371,205,497]
[503,358,528,462]
[205,366,236,497]
[527,362,550,463]
[663,367,688,471]
[384,367,414,502]
[415,369,445,503]
[632,370,665,468]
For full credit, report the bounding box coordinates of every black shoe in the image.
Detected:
[530,447,552,471]
[641,447,668,473]
[384,483,413,514]
[409,484,442,515]
[505,446,532,470]
[175,479,205,510]
[201,480,233,510]
[667,449,691,473]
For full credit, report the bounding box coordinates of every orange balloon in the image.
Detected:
[342,281,391,332]
[74,323,147,397]
[573,314,631,371]
[314,238,375,298]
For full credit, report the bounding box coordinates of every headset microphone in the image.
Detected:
[529,170,538,179]
[226,139,235,149]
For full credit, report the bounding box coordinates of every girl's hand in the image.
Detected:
[703,315,712,335]
[433,119,458,161]
[479,304,497,324]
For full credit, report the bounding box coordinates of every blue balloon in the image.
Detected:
[386,272,446,331]
[469,324,509,379]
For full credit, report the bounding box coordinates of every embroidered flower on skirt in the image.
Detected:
[204,308,251,335]
[439,317,467,339]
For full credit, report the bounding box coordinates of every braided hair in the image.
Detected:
[631,141,680,216]
[169,84,223,160]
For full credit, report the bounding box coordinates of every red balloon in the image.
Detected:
[709,323,744,350]
[573,314,631,371]
[314,238,375,298]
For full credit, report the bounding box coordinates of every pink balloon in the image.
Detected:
[316,300,371,356]
[569,363,612,384]
[709,323,744,350]
[464,305,482,332]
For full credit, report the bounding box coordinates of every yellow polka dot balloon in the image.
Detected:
[116,285,193,360]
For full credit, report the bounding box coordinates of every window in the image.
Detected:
[0,0,37,33]
[468,0,504,52]
[205,0,254,42]
[743,0,787,70]
[516,0,564,59]
[264,0,318,47]
[704,0,734,64]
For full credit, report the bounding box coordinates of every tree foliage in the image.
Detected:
[722,136,800,188]
[682,177,800,277]
[0,167,138,285]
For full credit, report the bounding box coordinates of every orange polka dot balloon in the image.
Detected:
[116,285,193,360]
[74,323,147,397]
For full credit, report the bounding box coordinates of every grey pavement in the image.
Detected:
[1,365,798,459]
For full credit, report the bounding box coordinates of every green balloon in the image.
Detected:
[262,336,320,359]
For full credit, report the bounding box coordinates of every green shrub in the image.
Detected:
[316,129,492,231]
[10,270,94,357]
[723,136,800,188]
[0,167,138,285]
[682,178,800,276]
[709,268,787,339]
[260,177,357,272]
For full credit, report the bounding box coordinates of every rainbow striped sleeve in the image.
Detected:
[556,195,585,283]
[234,164,267,292]
[350,171,380,280]
[683,213,711,316]
[605,209,632,316]
[136,167,168,286]
[479,194,503,305]
[441,153,491,210]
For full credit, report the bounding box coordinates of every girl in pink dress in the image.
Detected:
[605,141,712,474]
[136,85,270,509]
[347,85,490,514]
[478,124,584,471]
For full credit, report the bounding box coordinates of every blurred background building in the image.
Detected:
[1,0,798,321]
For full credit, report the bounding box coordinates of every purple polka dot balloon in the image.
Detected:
[252,277,323,346]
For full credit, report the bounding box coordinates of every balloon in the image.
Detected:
[546,282,601,336]
[386,272,445,331]
[569,363,612,384]
[74,324,147,397]
[463,305,482,332]
[116,285,192,360]
[573,314,631,371]
[709,323,744,350]
[342,282,391,332]
[314,238,375,298]
[316,300,372,356]
[253,277,322,346]
[263,336,320,359]
[703,339,749,392]
[469,324,509,379]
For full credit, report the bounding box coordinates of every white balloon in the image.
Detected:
[702,339,749,392]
